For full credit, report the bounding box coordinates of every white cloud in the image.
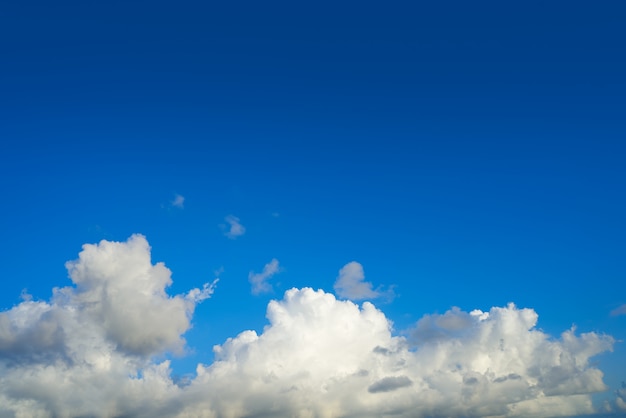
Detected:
[248,258,280,295]
[63,234,215,355]
[0,235,215,417]
[222,215,245,239]
[177,290,614,417]
[171,194,185,209]
[0,236,617,417]
[334,261,383,300]
[610,304,626,316]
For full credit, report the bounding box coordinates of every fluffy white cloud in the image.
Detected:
[222,215,245,239]
[64,234,215,355]
[0,236,617,417]
[248,258,280,295]
[176,293,614,418]
[334,261,383,300]
[0,235,215,418]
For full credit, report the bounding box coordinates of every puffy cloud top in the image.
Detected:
[181,295,614,417]
[63,234,211,355]
[0,235,215,417]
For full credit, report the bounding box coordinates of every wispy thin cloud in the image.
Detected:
[171,194,185,209]
[222,215,245,239]
[249,258,280,295]
[19,288,32,302]
[610,304,626,317]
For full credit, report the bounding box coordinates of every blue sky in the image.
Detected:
[1,1,625,416]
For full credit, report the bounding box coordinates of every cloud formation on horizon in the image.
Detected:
[0,235,618,417]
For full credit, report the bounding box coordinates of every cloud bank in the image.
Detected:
[0,236,618,417]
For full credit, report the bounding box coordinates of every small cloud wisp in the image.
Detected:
[249,258,281,295]
[171,194,185,209]
[222,215,245,239]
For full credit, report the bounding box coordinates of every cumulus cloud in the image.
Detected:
[63,235,216,355]
[249,258,280,295]
[171,194,185,209]
[0,237,617,417]
[177,293,613,417]
[0,235,215,417]
[334,261,386,300]
[610,304,626,317]
[222,215,245,239]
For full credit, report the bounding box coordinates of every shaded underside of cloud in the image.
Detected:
[0,236,618,417]
[368,375,413,393]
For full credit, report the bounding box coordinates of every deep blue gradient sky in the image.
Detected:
[1,1,625,413]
